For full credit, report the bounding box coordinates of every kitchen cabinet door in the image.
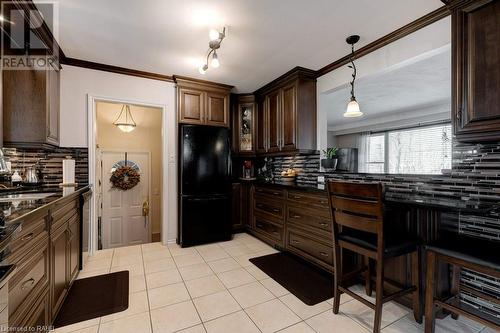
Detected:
[50,223,68,319]
[46,59,60,146]
[178,87,205,125]
[281,83,297,151]
[256,98,267,154]
[206,92,229,127]
[452,0,500,142]
[266,90,281,153]
[68,216,80,283]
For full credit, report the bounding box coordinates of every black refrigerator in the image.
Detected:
[178,125,232,247]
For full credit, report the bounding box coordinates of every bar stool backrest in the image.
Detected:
[327,181,384,236]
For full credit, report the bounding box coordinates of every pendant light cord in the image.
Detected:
[349,43,357,100]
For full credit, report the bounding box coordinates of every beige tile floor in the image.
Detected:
[54,233,492,333]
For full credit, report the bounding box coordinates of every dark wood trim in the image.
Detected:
[253,66,316,96]
[316,5,450,77]
[61,57,174,82]
[173,75,234,90]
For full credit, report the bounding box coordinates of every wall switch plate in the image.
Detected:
[318,176,325,183]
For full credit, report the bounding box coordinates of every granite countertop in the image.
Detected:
[0,185,91,227]
[253,180,327,193]
[254,181,499,214]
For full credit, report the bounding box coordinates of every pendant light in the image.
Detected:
[113,104,137,133]
[344,35,363,118]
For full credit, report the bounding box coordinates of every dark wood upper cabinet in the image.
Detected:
[176,77,232,128]
[206,91,228,127]
[3,56,60,148]
[231,94,256,155]
[253,67,317,155]
[266,89,281,153]
[256,97,267,154]
[451,0,500,142]
[281,82,297,151]
[178,87,205,125]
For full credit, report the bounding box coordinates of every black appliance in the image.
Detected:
[179,125,232,247]
[336,148,359,172]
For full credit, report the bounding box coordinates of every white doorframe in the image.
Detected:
[88,95,167,254]
[100,149,153,246]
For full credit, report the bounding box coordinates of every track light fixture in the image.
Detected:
[198,27,226,75]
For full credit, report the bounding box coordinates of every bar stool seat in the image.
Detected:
[426,233,500,272]
[339,230,419,258]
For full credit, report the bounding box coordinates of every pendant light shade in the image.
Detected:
[344,98,363,117]
[113,104,137,133]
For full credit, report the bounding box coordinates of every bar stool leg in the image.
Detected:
[332,243,342,314]
[412,250,423,323]
[373,257,384,333]
[450,265,461,320]
[425,251,437,333]
[365,257,372,297]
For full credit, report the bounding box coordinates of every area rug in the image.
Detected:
[250,252,333,305]
[53,271,129,328]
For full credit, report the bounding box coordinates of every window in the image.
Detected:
[362,123,452,174]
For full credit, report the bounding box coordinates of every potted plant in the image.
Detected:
[321,147,338,170]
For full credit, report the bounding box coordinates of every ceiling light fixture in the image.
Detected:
[198,27,226,75]
[344,35,363,118]
[113,104,137,133]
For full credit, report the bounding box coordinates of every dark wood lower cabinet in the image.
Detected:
[6,190,88,330]
[50,223,68,319]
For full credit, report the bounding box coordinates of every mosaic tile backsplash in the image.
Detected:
[2,147,89,186]
[267,141,500,318]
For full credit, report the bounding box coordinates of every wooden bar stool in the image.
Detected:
[425,232,500,333]
[327,180,422,333]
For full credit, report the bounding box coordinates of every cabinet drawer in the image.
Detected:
[254,197,284,220]
[287,190,329,209]
[9,242,49,318]
[254,215,284,242]
[254,186,284,199]
[287,228,333,266]
[287,206,332,234]
[9,218,47,261]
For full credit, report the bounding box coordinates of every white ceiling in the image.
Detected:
[37,0,443,92]
[326,46,451,132]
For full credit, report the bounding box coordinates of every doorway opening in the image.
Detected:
[95,100,163,249]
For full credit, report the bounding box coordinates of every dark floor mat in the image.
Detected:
[53,271,129,328]
[250,252,333,305]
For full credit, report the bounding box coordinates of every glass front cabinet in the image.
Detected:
[232,95,256,155]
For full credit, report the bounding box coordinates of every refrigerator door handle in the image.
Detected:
[227,135,232,179]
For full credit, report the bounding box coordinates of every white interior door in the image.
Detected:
[101,151,151,249]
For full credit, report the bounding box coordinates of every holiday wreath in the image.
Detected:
[110,165,140,190]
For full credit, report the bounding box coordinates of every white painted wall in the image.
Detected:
[316,16,451,152]
[60,65,178,244]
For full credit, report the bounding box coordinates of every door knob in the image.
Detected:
[142,199,150,217]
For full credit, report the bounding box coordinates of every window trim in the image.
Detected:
[364,121,452,175]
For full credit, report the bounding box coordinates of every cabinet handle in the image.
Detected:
[291,239,300,244]
[273,192,280,196]
[319,252,328,257]
[21,233,34,241]
[256,203,263,208]
[293,196,302,199]
[257,223,263,228]
[272,208,279,212]
[319,200,327,204]
[21,278,35,290]
[318,222,328,227]
[291,214,302,219]
[272,231,279,236]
